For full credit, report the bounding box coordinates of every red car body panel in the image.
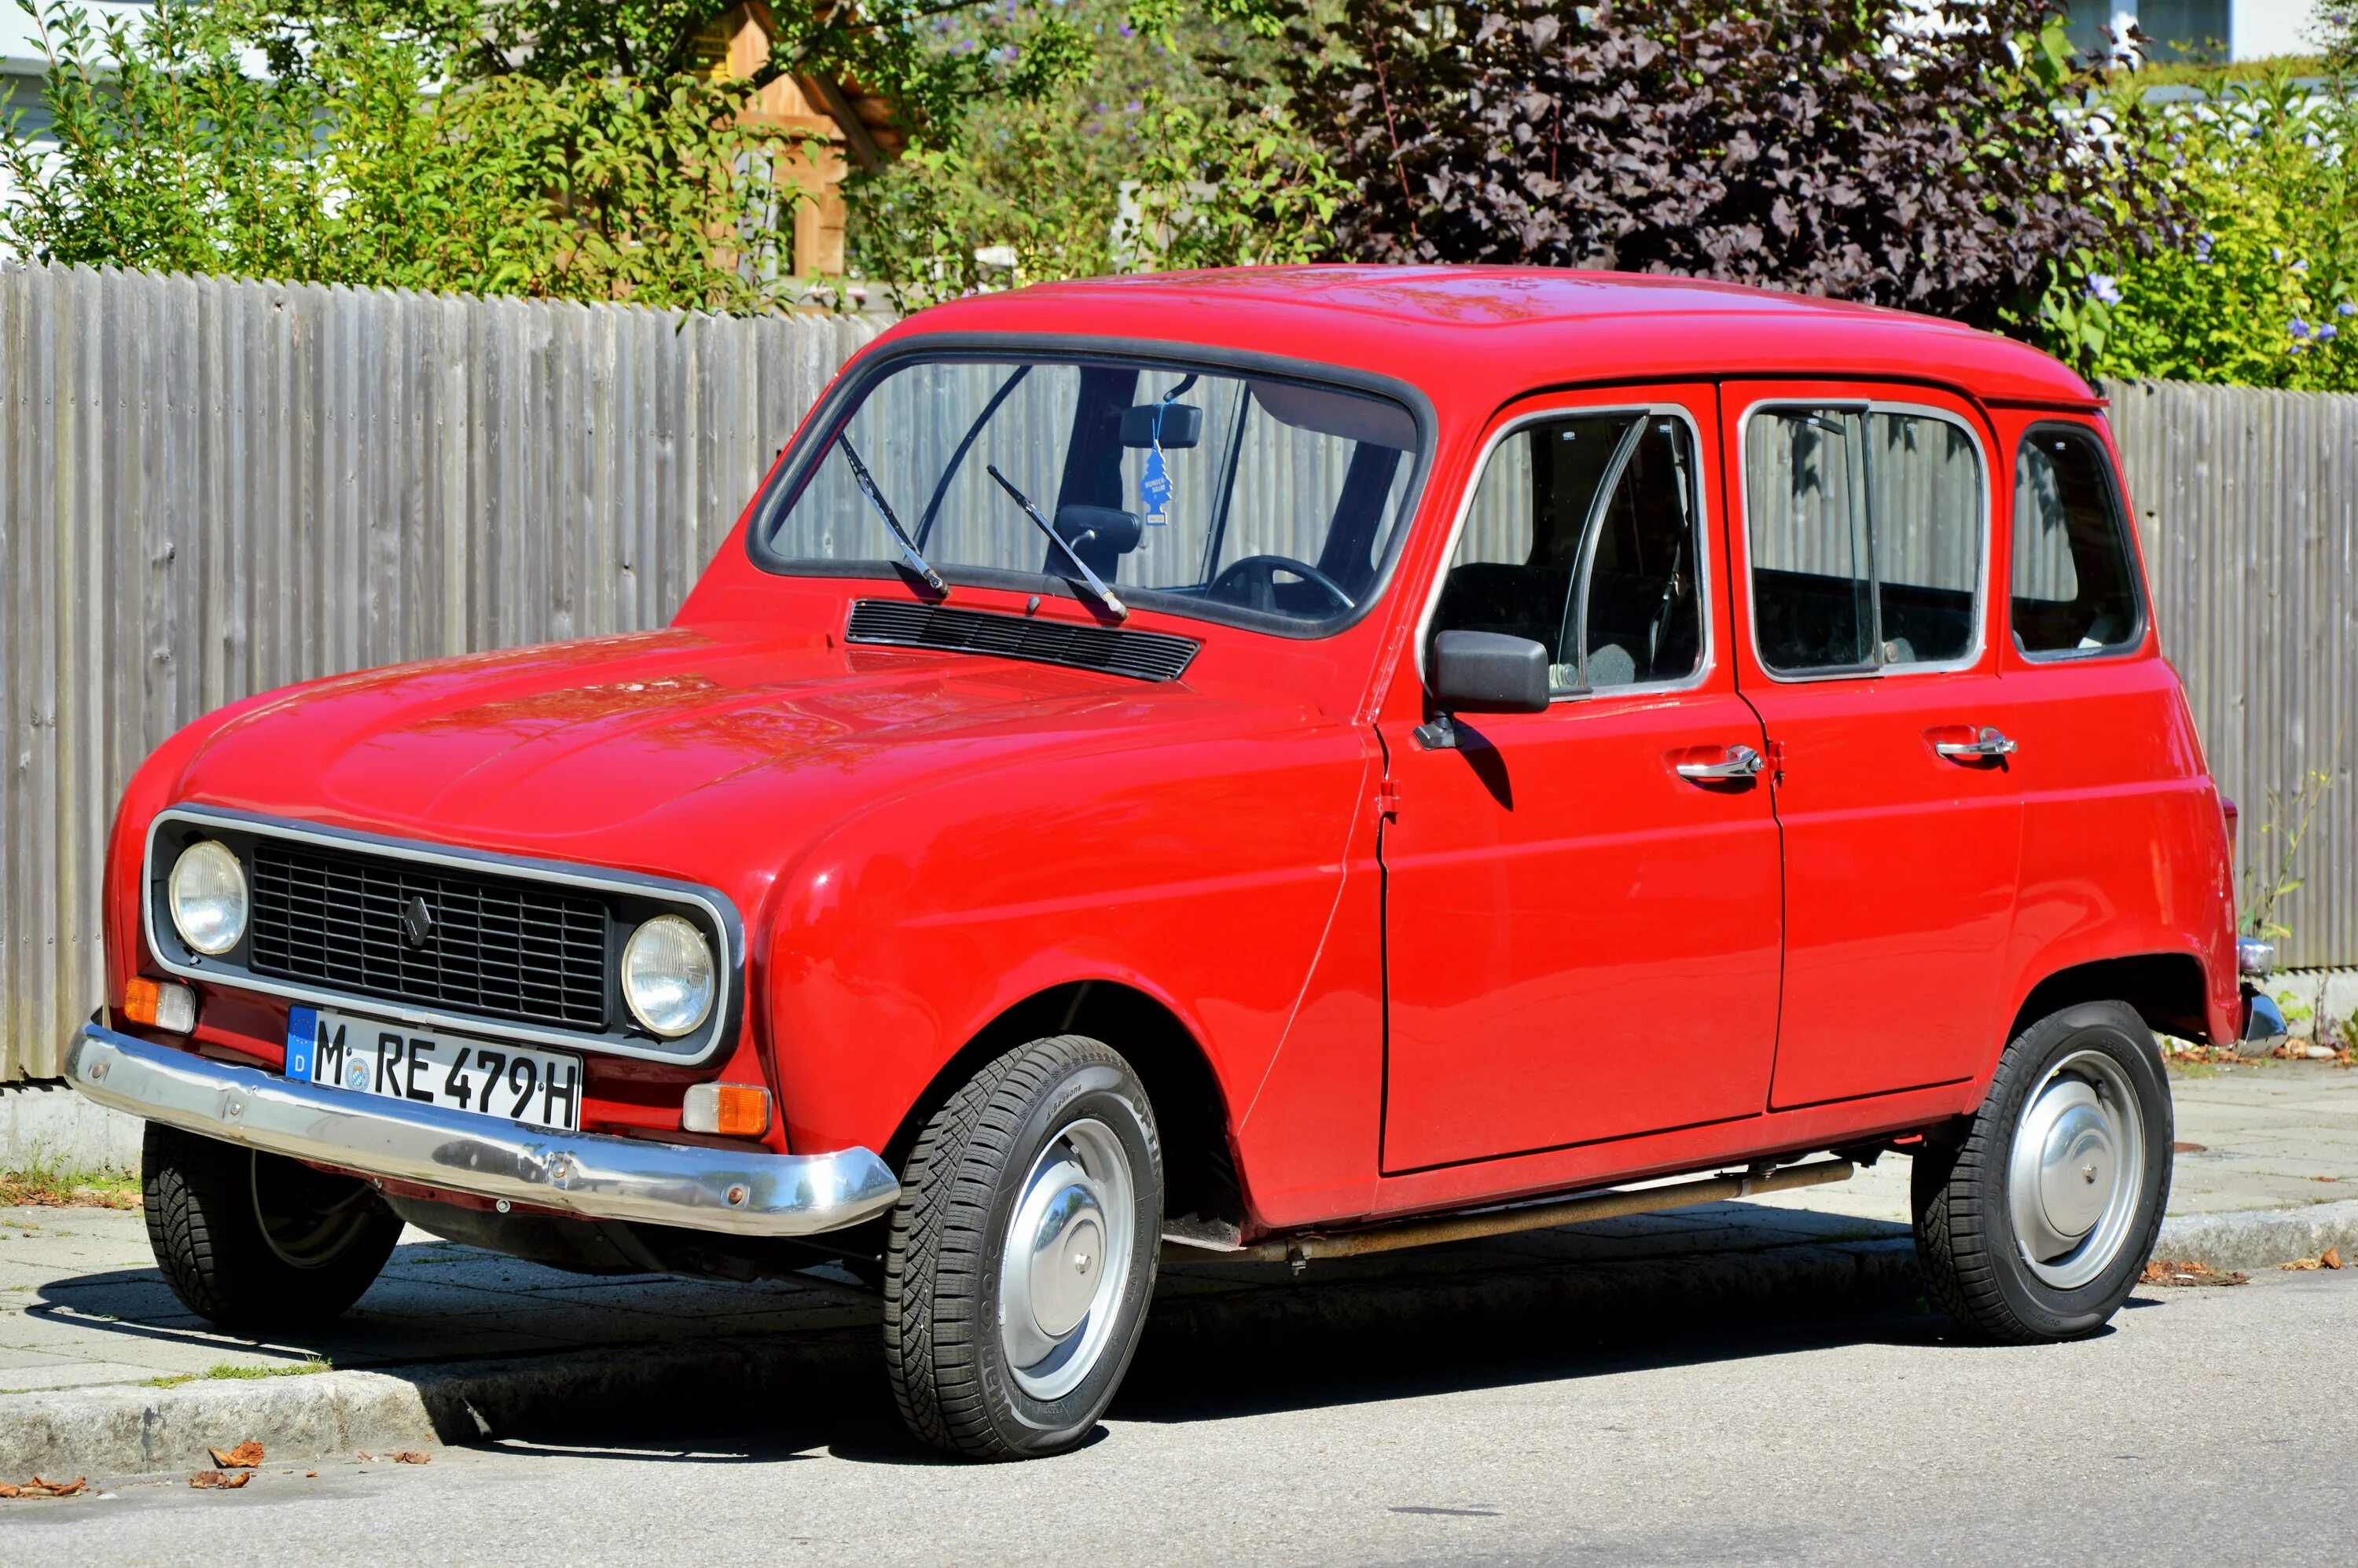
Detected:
[101,268,2242,1243]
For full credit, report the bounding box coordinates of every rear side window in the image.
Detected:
[1436,411,1705,693]
[2012,424,2143,657]
[1745,406,1984,675]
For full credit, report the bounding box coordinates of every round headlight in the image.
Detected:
[622,914,715,1038]
[168,839,248,957]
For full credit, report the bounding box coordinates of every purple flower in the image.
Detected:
[1117,20,1133,35]
[2192,232,2214,263]
[2087,274,2123,307]
[2323,325,2342,343]
[2291,317,2312,340]
[2340,301,2356,317]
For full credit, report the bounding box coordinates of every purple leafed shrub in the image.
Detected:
[1254,0,2176,331]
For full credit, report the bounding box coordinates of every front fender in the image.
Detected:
[758,719,1376,1188]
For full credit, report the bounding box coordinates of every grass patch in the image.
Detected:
[0,1165,140,1210]
[2126,53,2332,90]
[143,1359,331,1390]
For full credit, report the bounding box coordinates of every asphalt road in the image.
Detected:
[13,1269,2355,1566]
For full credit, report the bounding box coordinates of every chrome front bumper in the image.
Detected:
[65,1023,901,1239]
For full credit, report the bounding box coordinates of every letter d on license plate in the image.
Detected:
[287,1006,585,1132]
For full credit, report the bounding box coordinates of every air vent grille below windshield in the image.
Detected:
[845,600,1199,682]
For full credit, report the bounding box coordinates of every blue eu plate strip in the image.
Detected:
[285,1005,318,1081]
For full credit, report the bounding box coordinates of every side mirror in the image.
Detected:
[1419,631,1549,748]
[1431,630,1551,713]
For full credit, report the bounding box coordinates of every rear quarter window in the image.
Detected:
[2012,424,2144,658]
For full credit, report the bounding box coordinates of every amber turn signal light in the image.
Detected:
[123,977,198,1034]
[682,1081,771,1137]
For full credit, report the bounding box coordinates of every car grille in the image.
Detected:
[846,600,1199,681]
[247,838,610,1030]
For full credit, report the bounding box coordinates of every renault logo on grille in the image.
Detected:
[400,894,436,949]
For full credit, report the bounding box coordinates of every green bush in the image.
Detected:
[2040,76,2358,389]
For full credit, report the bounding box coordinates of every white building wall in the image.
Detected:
[2230,0,2327,58]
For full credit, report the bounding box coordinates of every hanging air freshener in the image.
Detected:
[1140,398,1174,526]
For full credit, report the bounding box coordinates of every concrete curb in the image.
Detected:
[2154,1199,2358,1274]
[0,1325,880,1482]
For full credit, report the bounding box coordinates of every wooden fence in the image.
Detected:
[2,263,883,1079]
[2,260,2352,1079]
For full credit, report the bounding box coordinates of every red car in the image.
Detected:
[69,268,2272,1460]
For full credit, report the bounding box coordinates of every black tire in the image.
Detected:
[142,1122,403,1331]
[1912,1001,2173,1343]
[883,1035,1162,1460]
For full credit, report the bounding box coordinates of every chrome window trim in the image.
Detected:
[1734,396,1993,685]
[1412,401,1716,704]
[141,805,745,1067]
[2007,418,2151,665]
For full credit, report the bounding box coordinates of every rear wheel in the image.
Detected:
[1912,1001,2173,1342]
[143,1122,403,1331]
[883,1035,1162,1460]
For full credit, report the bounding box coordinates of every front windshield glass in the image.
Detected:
[752,354,1423,630]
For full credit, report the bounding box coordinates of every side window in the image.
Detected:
[2012,424,2143,656]
[1745,406,1983,675]
[1435,412,1704,693]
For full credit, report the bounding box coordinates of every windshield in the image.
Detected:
[751,353,1424,631]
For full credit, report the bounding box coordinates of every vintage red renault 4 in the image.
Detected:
[69,268,2273,1460]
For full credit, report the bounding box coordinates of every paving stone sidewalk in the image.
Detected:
[0,1059,2350,1478]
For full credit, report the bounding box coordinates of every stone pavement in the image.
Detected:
[1753,1056,2358,1225]
[0,1059,2351,1478]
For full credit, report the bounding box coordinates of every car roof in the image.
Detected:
[885,266,2102,414]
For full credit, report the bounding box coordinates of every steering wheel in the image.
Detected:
[1207,554,1355,614]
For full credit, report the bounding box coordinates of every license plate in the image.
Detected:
[285,1006,584,1133]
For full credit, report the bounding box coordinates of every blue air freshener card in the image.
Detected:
[1140,444,1171,526]
[285,1004,318,1081]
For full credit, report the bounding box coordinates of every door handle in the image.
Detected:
[1676,744,1765,781]
[1935,726,2018,762]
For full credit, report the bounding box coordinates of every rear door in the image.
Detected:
[1378,386,1783,1172]
[1721,383,2022,1108]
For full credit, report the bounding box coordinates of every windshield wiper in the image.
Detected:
[985,464,1129,621]
[838,435,947,595]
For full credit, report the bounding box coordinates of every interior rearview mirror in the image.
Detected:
[1118,403,1203,450]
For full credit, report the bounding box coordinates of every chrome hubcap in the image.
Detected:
[999,1118,1134,1402]
[2008,1049,2145,1289]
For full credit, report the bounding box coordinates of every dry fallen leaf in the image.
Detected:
[354,1452,372,1462]
[208,1441,263,1469]
[188,1470,251,1490]
[2325,1247,2344,1269]
[391,1451,430,1465]
[304,1470,318,1479]
[2141,1257,2249,1287]
[0,1475,86,1499]
[2283,1256,2325,1271]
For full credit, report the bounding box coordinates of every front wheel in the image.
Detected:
[883,1035,1162,1460]
[1912,1001,2173,1342]
[143,1122,403,1331]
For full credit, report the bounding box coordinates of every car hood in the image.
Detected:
[166,626,1295,894]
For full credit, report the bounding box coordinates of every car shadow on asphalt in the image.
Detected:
[19,1214,2157,1469]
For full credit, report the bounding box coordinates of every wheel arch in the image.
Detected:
[880,980,1246,1239]
[2005,952,2209,1056]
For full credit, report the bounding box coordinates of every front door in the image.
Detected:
[1379,387,1783,1173]
[1721,383,2024,1109]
